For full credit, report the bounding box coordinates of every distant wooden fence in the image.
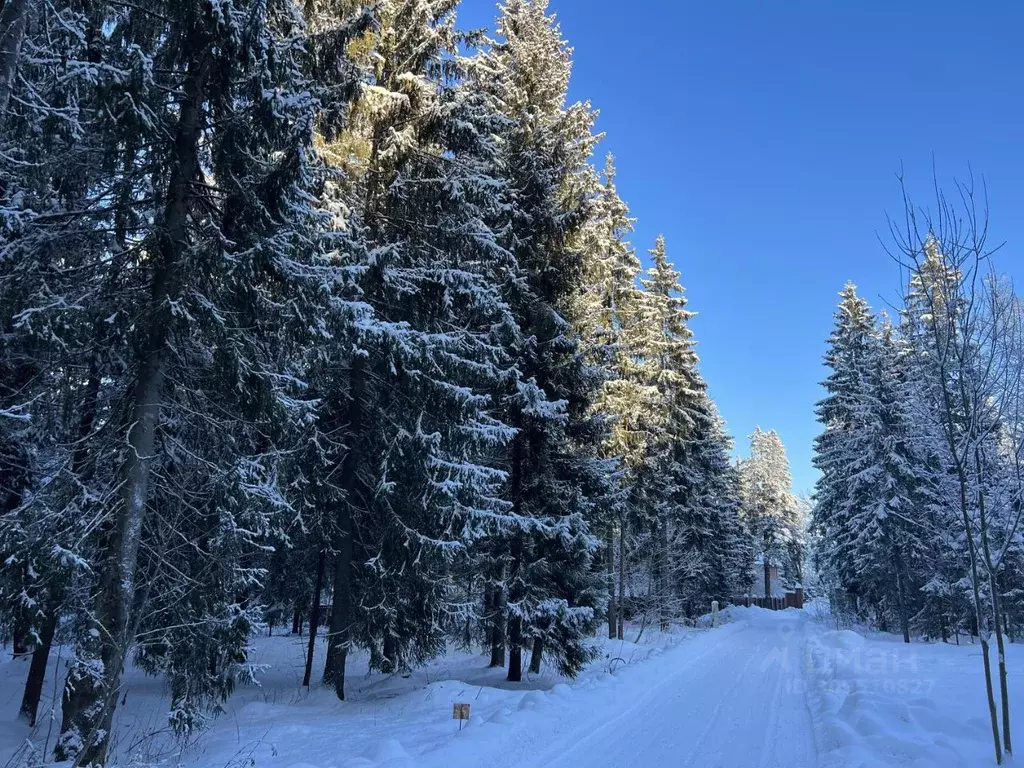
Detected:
[734,588,804,610]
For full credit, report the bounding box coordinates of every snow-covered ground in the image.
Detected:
[803,604,1021,768]
[425,607,814,768]
[0,618,709,768]
[3,606,1022,767]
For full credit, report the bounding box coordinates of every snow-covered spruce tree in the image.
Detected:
[847,317,935,641]
[475,0,610,680]
[810,290,944,640]
[811,284,879,616]
[7,0,369,762]
[304,0,529,698]
[636,236,751,620]
[669,408,754,616]
[0,0,167,733]
[659,403,754,618]
[572,158,660,640]
[236,0,381,687]
[740,428,799,597]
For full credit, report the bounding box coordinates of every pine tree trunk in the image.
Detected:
[617,516,626,640]
[488,583,506,668]
[0,0,29,128]
[507,616,522,683]
[55,41,209,766]
[56,342,166,765]
[606,528,616,639]
[489,635,506,667]
[529,637,543,675]
[505,430,525,682]
[18,606,57,726]
[658,520,670,631]
[894,549,911,644]
[382,633,397,674]
[323,515,353,699]
[323,360,364,701]
[57,323,164,765]
[763,557,771,599]
[12,609,28,656]
[292,608,301,634]
[303,549,326,687]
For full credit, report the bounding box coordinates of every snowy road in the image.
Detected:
[514,611,816,768]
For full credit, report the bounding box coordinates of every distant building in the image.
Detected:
[751,555,782,597]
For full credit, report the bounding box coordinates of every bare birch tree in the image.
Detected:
[889,173,1024,764]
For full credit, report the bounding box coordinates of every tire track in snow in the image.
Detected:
[516,623,744,768]
[679,628,772,768]
[515,610,817,768]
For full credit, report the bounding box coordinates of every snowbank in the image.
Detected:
[804,627,1002,767]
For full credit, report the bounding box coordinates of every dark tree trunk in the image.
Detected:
[323,519,353,700]
[488,580,506,668]
[658,521,670,631]
[505,430,525,683]
[894,549,911,644]
[55,33,210,766]
[529,637,543,675]
[617,517,626,640]
[18,607,57,726]
[489,633,505,668]
[382,633,397,674]
[507,616,522,683]
[0,0,29,128]
[303,549,326,687]
[323,360,364,701]
[763,558,771,599]
[12,613,28,656]
[292,608,302,635]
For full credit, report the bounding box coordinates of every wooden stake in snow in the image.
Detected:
[711,600,720,628]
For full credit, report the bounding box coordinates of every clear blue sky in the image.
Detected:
[459,0,1024,494]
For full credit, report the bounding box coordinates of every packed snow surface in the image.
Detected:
[431,607,815,768]
[2,605,1021,767]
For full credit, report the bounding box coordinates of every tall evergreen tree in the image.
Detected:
[307,0,524,698]
[1,0,366,761]
[573,159,659,639]
[812,283,878,612]
[638,237,749,618]
[478,0,610,680]
[741,428,799,597]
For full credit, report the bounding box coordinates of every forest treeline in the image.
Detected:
[0,1,804,765]
[811,185,1024,764]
